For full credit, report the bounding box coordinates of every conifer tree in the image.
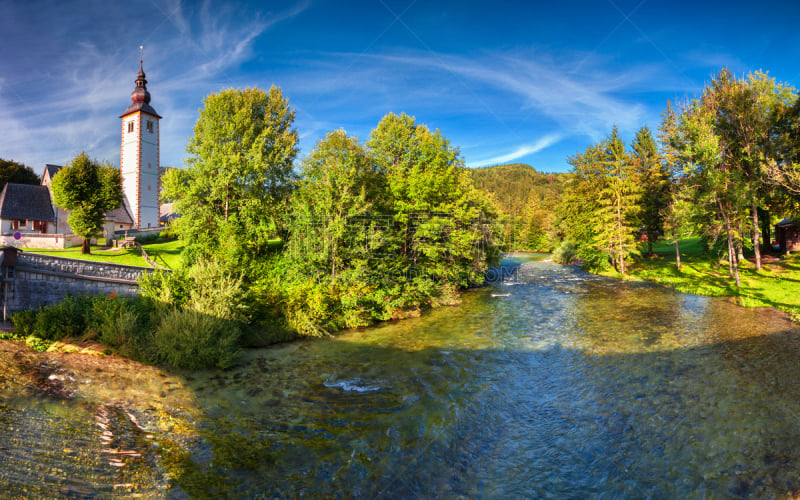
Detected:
[593,126,641,274]
[631,126,669,255]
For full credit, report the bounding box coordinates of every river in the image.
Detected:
[3,254,800,498]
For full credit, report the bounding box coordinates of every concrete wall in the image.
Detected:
[3,252,156,314]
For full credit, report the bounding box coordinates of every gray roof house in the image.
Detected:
[0,183,55,223]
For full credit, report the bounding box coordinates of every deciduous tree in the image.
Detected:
[51,152,122,254]
[0,158,39,189]
[173,86,298,265]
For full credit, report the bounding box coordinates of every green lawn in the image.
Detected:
[139,239,184,269]
[609,237,800,321]
[23,239,185,269]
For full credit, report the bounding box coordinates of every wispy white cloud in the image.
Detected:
[470,134,563,168]
[358,50,656,138]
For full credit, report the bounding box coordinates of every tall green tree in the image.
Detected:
[0,158,39,189]
[51,152,122,254]
[710,70,796,269]
[169,86,298,265]
[594,126,641,274]
[766,93,800,195]
[288,130,379,279]
[559,144,606,267]
[367,113,498,298]
[677,93,746,286]
[631,125,669,255]
[658,100,692,268]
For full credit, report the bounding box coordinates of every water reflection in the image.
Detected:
[2,254,800,497]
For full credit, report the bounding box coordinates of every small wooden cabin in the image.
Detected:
[775,218,800,253]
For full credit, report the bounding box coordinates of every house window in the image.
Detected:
[119,225,124,229]
[32,220,46,233]
[12,219,26,230]
[128,121,134,133]
[146,121,154,133]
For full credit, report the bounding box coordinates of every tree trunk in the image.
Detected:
[718,198,740,287]
[674,240,681,270]
[81,238,91,254]
[751,202,761,270]
[617,196,625,274]
[760,207,771,251]
[648,237,653,256]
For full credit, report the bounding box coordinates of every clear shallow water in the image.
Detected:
[4,255,800,498]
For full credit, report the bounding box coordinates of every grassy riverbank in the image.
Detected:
[602,237,800,321]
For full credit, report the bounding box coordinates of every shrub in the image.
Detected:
[139,267,193,310]
[153,308,241,370]
[33,295,91,340]
[11,309,37,337]
[186,260,248,322]
[552,241,577,265]
[140,259,249,322]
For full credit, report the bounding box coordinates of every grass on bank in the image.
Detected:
[607,237,800,321]
[22,239,185,269]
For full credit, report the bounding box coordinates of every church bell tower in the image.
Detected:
[120,58,161,229]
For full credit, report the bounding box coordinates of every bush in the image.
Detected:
[33,295,91,340]
[153,308,241,370]
[186,260,248,322]
[139,267,193,310]
[552,241,577,265]
[140,259,249,322]
[11,309,37,337]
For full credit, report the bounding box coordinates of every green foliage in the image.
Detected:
[11,309,37,337]
[51,153,123,254]
[593,126,642,273]
[367,112,498,288]
[558,127,641,273]
[469,163,566,251]
[138,267,193,310]
[0,158,39,189]
[288,130,377,278]
[632,126,670,254]
[171,86,299,265]
[185,260,249,322]
[552,241,576,265]
[153,308,240,370]
[139,259,249,322]
[264,113,501,336]
[25,336,52,352]
[32,295,91,340]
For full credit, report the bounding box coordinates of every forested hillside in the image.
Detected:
[469,163,567,251]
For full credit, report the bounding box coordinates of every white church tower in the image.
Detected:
[120,59,160,229]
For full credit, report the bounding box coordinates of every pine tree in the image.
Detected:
[593,126,641,274]
[631,126,669,255]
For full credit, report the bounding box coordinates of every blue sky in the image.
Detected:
[2,0,800,174]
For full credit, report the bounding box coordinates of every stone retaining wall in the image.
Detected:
[3,252,158,315]
[18,253,150,282]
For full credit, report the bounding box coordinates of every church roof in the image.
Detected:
[120,60,161,118]
[121,101,161,119]
[0,183,55,222]
[105,204,134,225]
